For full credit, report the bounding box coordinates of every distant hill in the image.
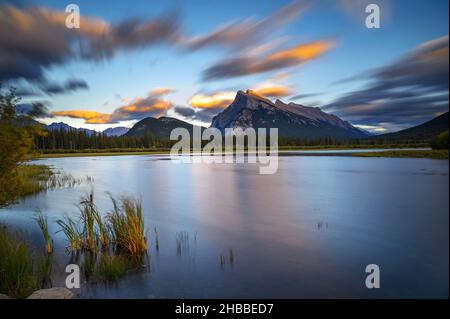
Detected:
[375,112,449,141]
[46,122,96,136]
[211,90,370,139]
[125,116,204,138]
[103,126,129,136]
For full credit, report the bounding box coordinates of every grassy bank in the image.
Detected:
[0,165,53,207]
[352,149,449,159]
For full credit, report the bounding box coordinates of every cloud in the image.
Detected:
[148,87,176,97]
[323,35,449,131]
[52,89,172,124]
[51,110,111,124]
[202,39,334,80]
[173,106,220,124]
[40,79,89,95]
[179,1,308,51]
[189,91,235,109]
[0,4,180,82]
[173,106,195,117]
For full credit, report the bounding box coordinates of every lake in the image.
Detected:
[0,154,448,298]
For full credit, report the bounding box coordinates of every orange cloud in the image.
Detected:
[252,85,293,98]
[149,87,176,97]
[266,40,333,62]
[52,110,112,124]
[52,89,173,124]
[203,39,335,80]
[189,92,235,109]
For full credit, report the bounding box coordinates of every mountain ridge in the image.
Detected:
[211,90,370,139]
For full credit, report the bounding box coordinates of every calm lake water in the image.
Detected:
[0,154,448,298]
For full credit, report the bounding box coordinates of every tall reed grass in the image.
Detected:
[35,212,52,254]
[0,226,51,298]
[57,192,147,256]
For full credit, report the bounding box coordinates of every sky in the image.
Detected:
[0,0,448,133]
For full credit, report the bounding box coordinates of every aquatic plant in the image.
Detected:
[107,195,147,255]
[79,193,99,252]
[35,211,52,254]
[154,228,159,252]
[229,249,234,265]
[176,231,190,256]
[96,254,128,282]
[56,215,84,252]
[0,226,50,298]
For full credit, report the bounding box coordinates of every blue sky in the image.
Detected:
[2,0,448,132]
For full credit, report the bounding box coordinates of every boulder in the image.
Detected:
[27,288,75,299]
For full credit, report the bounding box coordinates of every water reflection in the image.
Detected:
[0,154,448,298]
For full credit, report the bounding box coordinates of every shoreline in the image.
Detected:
[37,148,449,160]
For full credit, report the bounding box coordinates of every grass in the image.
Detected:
[57,192,148,256]
[96,254,128,282]
[352,149,449,159]
[0,226,51,298]
[14,165,53,199]
[56,216,84,251]
[35,212,53,255]
[107,195,148,255]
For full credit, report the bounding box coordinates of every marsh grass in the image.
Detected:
[35,211,52,254]
[13,166,93,203]
[54,192,149,283]
[107,195,148,255]
[56,216,84,251]
[0,226,51,298]
[96,254,128,282]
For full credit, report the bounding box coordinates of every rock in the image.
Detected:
[0,293,11,299]
[27,288,75,299]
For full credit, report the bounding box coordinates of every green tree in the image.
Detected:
[0,84,47,206]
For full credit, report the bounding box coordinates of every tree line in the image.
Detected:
[34,129,174,151]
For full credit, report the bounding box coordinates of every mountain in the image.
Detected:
[46,122,96,136]
[375,112,449,141]
[125,116,204,138]
[103,126,129,136]
[211,90,370,139]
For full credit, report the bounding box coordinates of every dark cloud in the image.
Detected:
[40,79,89,95]
[173,106,221,124]
[291,92,323,100]
[17,102,53,118]
[323,35,449,131]
[0,4,180,82]
[173,106,195,117]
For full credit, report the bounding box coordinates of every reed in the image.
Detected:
[35,212,53,254]
[107,196,147,255]
[96,254,128,282]
[56,215,83,252]
[0,226,50,298]
[79,193,99,252]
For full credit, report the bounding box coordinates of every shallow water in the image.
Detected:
[0,154,448,298]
